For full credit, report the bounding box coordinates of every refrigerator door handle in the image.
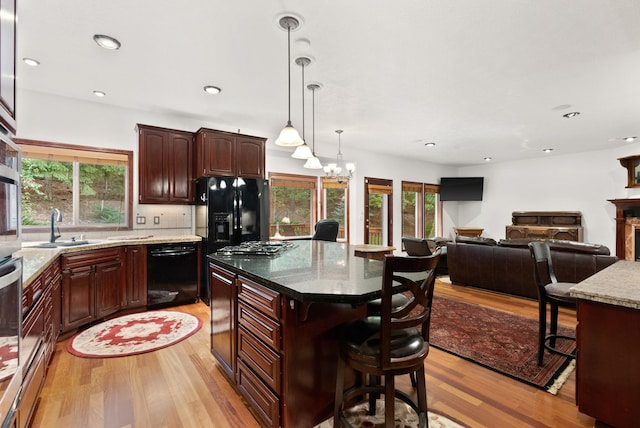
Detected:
[237,191,243,231]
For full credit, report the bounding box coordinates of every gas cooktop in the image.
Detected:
[216,241,294,256]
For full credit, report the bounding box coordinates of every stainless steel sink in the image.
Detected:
[37,240,90,248]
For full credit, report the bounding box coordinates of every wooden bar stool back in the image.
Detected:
[333,252,440,428]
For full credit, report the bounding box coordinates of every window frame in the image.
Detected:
[320,176,350,242]
[16,138,133,233]
[401,181,442,245]
[268,172,318,239]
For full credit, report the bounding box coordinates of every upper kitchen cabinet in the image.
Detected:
[138,124,194,204]
[0,0,17,133]
[195,128,265,179]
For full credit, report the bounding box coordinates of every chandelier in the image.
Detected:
[324,130,355,183]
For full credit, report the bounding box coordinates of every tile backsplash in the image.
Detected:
[23,205,194,242]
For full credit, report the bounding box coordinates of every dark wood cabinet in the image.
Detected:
[0,0,17,133]
[125,245,147,309]
[138,124,194,204]
[42,259,61,365]
[61,248,124,333]
[576,299,640,427]
[236,136,265,178]
[196,130,235,177]
[61,265,94,332]
[195,128,265,178]
[94,258,124,319]
[209,263,235,380]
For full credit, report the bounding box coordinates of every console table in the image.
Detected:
[505,211,583,241]
[454,227,483,237]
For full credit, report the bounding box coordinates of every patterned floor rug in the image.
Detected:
[315,400,466,428]
[67,311,201,358]
[429,295,576,394]
[0,336,18,381]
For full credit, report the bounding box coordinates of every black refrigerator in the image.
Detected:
[195,176,269,303]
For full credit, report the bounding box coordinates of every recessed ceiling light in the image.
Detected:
[543,148,553,153]
[93,34,121,50]
[562,112,580,118]
[23,58,40,66]
[203,86,221,95]
[93,90,106,97]
[624,136,637,143]
[484,157,492,162]
[424,142,436,147]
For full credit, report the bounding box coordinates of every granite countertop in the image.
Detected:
[208,240,395,305]
[570,260,640,310]
[16,235,201,287]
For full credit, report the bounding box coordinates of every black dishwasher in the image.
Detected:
[147,243,198,309]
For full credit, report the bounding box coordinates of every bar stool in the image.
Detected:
[333,253,440,428]
[528,241,577,366]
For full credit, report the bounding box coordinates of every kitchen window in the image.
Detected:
[16,139,133,231]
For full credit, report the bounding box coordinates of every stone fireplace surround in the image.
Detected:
[608,198,640,260]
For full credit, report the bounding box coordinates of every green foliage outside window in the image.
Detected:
[21,158,125,226]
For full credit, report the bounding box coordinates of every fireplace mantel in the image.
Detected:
[608,198,640,259]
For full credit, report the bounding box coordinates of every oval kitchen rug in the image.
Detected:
[67,311,201,358]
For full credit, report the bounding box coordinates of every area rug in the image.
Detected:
[315,400,466,428]
[67,311,201,358]
[429,295,576,394]
[0,336,19,381]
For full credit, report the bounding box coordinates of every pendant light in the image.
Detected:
[292,57,313,159]
[304,83,323,169]
[275,16,304,147]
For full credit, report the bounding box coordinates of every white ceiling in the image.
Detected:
[16,0,640,166]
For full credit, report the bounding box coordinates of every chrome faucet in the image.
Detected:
[50,208,62,243]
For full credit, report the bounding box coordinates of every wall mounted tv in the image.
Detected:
[439,177,484,201]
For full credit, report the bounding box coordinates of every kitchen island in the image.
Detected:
[207,240,394,428]
[570,261,640,428]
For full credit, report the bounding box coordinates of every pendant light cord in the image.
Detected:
[287,24,292,123]
[311,86,315,154]
[301,61,305,141]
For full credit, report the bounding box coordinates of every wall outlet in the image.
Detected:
[154,216,160,224]
[136,216,146,224]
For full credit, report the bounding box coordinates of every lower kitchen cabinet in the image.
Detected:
[125,245,147,309]
[209,263,235,380]
[61,247,124,333]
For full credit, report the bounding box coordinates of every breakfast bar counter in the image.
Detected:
[570,261,640,428]
[207,240,390,428]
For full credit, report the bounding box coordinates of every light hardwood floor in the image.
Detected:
[30,281,595,428]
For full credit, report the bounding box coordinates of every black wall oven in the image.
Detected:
[0,132,20,259]
[0,128,21,427]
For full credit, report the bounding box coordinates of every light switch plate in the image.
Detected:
[154,216,160,224]
[136,216,146,224]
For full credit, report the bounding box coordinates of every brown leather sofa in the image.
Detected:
[446,236,617,299]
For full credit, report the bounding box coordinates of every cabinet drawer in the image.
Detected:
[237,276,280,319]
[238,302,280,351]
[237,360,279,428]
[238,326,281,394]
[18,347,45,428]
[62,247,122,270]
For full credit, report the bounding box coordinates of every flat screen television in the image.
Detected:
[439,177,484,201]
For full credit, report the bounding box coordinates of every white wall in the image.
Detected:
[18,89,637,251]
[453,146,640,250]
